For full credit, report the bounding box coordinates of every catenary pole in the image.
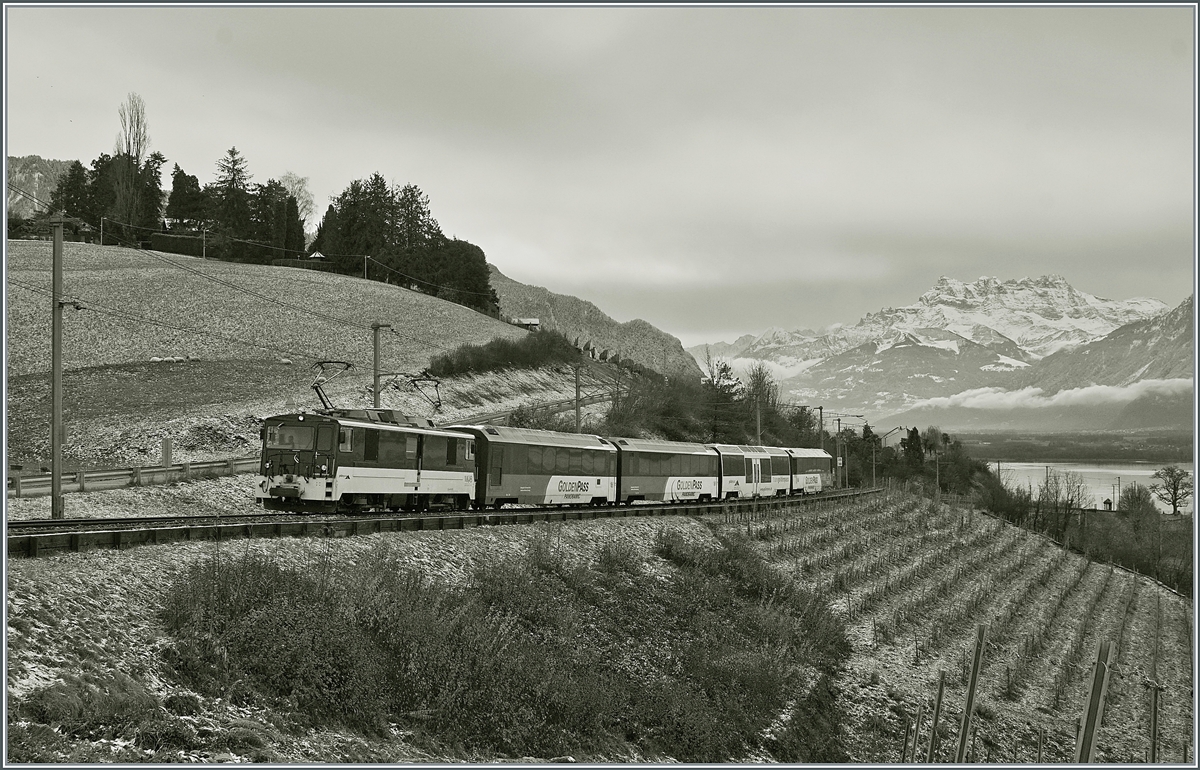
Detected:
[50,213,66,519]
[372,323,391,408]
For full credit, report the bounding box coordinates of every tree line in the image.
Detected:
[34,93,498,316]
[309,173,498,315]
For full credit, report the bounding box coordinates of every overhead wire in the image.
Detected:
[6,276,350,366]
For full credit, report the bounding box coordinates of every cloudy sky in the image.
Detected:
[6,5,1195,347]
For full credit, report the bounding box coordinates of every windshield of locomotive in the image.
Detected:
[265,425,316,450]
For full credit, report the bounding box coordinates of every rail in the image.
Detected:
[6,457,260,499]
[6,488,885,559]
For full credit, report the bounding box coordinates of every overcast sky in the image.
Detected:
[6,5,1195,347]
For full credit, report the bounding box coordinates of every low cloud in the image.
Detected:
[727,357,821,382]
[907,378,1193,411]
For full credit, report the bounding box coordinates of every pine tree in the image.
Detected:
[213,147,253,259]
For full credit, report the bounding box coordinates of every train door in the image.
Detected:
[744,457,761,497]
[315,424,336,477]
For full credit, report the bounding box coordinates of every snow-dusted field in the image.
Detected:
[6,484,1191,762]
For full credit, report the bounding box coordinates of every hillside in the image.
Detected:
[489,264,702,379]
[7,155,73,218]
[5,488,1192,763]
[4,241,609,469]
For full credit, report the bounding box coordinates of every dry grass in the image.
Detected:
[5,240,600,469]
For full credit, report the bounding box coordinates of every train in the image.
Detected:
[254,407,834,513]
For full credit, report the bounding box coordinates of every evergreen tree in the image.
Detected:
[86,154,118,241]
[213,147,253,259]
[166,164,205,228]
[139,151,167,231]
[50,161,90,237]
[251,178,290,262]
[284,195,305,255]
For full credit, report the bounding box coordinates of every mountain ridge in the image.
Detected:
[488,265,702,379]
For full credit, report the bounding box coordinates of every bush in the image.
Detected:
[158,534,850,762]
[149,231,205,258]
[427,330,581,377]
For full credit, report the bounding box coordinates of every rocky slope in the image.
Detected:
[7,155,73,217]
[490,264,702,379]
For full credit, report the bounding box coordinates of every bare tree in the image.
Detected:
[1150,465,1193,516]
[112,93,148,233]
[279,171,315,229]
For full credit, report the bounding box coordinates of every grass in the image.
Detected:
[152,527,851,762]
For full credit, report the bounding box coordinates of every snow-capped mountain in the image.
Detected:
[1023,294,1194,391]
[688,275,1178,423]
[690,275,1166,369]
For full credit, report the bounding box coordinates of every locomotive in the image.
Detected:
[254,409,834,513]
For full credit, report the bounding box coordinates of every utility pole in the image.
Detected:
[50,213,66,519]
[835,417,842,489]
[371,322,391,408]
[818,406,824,453]
[575,364,582,433]
[364,255,369,280]
[202,228,206,259]
[99,216,103,247]
[755,394,762,445]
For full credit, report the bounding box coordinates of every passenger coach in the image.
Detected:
[449,424,618,509]
[611,438,719,504]
[785,447,834,494]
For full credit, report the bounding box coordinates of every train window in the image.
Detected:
[507,445,527,475]
[465,440,474,461]
[582,451,593,475]
[266,425,315,450]
[406,434,418,459]
[542,447,556,473]
[446,438,457,467]
[338,428,352,452]
[365,430,379,461]
[709,456,719,476]
[528,446,542,471]
[378,433,405,467]
[556,448,570,474]
[721,454,741,477]
[761,461,772,482]
[745,458,753,482]
[668,454,679,476]
[570,449,582,475]
[423,436,445,470]
[773,456,788,476]
[317,426,334,452]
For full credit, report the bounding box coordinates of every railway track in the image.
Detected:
[6,488,883,559]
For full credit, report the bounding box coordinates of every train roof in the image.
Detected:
[447,424,616,451]
[263,413,471,440]
[608,437,714,455]
[785,447,833,459]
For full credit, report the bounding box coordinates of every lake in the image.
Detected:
[990,460,1195,515]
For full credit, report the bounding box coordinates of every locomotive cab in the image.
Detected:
[257,413,341,512]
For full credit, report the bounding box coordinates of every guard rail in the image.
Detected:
[6,457,261,498]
